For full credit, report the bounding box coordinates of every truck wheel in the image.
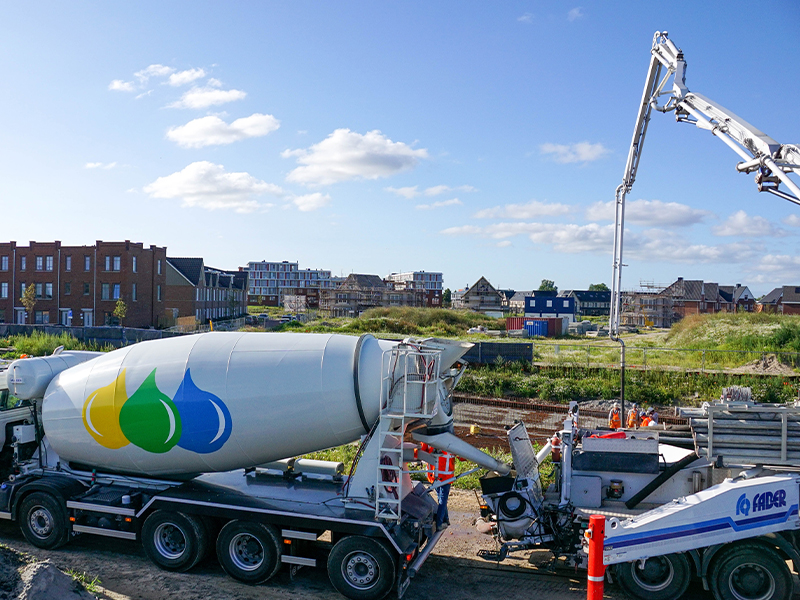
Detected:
[216,521,281,584]
[614,552,690,600]
[710,543,791,600]
[19,492,69,549]
[142,511,208,572]
[327,536,395,600]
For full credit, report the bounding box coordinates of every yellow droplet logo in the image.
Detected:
[82,369,130,449]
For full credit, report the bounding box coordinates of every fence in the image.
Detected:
[0,324,184,348]
[462,340,800,374]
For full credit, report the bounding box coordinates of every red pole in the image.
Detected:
[586,514,605,600]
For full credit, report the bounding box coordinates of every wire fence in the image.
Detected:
[463,340,800,374]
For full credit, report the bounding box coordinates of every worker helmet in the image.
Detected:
[613,402,620,408]
[647,407,654,414]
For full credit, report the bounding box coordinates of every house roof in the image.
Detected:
[760,287,783,304]
[782,285,800,304]
[167,257,204,286]
[510,290,532,302]
[566,290,611,302]
[529,290,557,297]
[340,274,387,289]
[498,289,516,301]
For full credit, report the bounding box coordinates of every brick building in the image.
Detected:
[166,258,248,324]
[0,240,167,328]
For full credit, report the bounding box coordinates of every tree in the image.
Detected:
[443,288,452,307]
[538,279,558,293]
[20,284,36,323]
[113,299,128,326]
[588,283,610,291]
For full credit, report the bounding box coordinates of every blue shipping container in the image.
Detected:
[524,320,548,337]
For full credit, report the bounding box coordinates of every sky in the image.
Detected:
[1,2,799,297]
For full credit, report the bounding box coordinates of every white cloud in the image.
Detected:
[474,200,571,219]
[385,186,420,199]
[541,141,608,163]
[143,161,283,213]
[443,221,613,252]
[712,210,788,237]
[747,254,800,284]
[135,90,153,99]
[168,68,206,86]
[283,129,428,186]
[416,198,463,210]
[517,13,534,23]
[292,192,331,212]
[135,64,175,83]
[385,184,474,199]
[568,7,584,21]
[109,79,135,92]
[585,199,711,226]
[782,214,800,227]
[630,229,760,264]
[168,86,247,109]
[166,114,280,148]
[207,78,222,88]
[85,162,117,170]
[496,240,513,247]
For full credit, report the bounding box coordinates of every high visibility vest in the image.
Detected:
[641,416,652,427]
[626,410,638,428]
[608,409,621,429]
[420,443,455,482]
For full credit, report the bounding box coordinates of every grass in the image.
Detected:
[0,331,112,360]
[66,569,101,593]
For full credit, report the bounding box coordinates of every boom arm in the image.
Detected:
[610,30,800,340]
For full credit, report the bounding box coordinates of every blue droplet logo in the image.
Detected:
[173,369,233,454]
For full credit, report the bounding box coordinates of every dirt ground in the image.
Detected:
[0,490,797,600]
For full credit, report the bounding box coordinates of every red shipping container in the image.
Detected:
[505,316,526,331]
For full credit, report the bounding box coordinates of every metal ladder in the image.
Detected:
[374,344,441,522]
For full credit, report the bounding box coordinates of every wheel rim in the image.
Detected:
[28,507,54,539]
[229,532,265,572]
[153,522,187,560]
[342,550,379,590]
[630,556,675,592]
[728,562,776,600]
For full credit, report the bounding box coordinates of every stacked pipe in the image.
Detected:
[684,397,800,466]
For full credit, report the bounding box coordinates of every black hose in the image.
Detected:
[625,452,700,509]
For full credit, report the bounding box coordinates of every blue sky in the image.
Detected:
[1,2,799,296]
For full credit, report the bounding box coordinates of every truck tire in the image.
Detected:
[216,520,281,584]
[19,491,70,549]
[614,552,690,600]
[327,536,395,600]
[709,543,791,600]
[142,510,208,572]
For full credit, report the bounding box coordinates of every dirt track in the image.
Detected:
[0,490,796,600]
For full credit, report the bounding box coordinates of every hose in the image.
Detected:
[625,452,700,509]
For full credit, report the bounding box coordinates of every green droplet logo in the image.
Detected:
[119,369,182,454]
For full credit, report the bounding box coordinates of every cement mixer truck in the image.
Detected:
[0,332,508,600]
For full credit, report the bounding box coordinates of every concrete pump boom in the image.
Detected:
[609,31,800,415]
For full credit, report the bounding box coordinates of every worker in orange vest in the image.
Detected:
[608,402,622,429]
[626,403,639,429]
[420,442,456,529]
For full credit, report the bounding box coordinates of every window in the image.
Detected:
[45,283,53,299]
[0,309,4,324]
[101,283,110,300]
[36,256,43,271]
[20,283,26,296]
[0,256,7,271]
[546,300,553,308]
[20,256,26,271]
[84,282,90,295]
[104,256,110,271]
[157,285,162,301]
[65,256,71,271]
[64,282,71,295]
[132,283,137,301]
[34,310,49,324]
[0,282,7,299]
[84,256,91,271]
[35,283,43,298]
[157,260,162,275]
[46,256,53,271]
[113,256,121,271]
[132,256,137,273]
[113,284,120,299]
[563,300,569,308]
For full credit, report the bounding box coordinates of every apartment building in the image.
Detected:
[0,240,166,328]
[385,271,443,307]
[165,258,248,324]
[245,260,332,308]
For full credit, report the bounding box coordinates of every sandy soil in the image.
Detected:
[0,490,760,600]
